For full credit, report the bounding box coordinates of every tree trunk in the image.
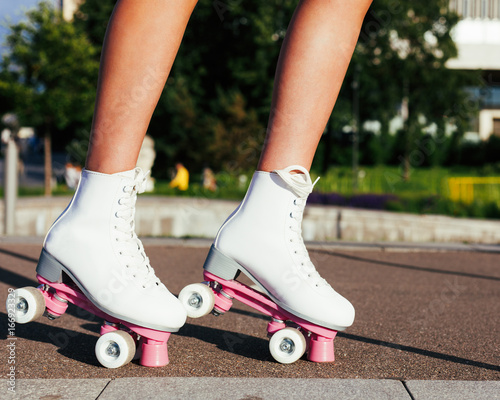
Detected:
[402,154,410,182]
[352,64,360,191]
[402,78,410,182]
[321,123,332,174]
[44,128,52,197]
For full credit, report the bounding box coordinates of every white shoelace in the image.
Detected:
[274,165,328,288]
[274,165,319,198]
[114,168,161,289]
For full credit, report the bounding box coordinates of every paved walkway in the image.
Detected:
[1,238,499,399]
[6,377,500,399]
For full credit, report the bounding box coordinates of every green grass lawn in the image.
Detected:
[311,166,495,197]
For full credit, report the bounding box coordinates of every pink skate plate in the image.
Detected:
[180,271,337,364]
[9,275,171,368]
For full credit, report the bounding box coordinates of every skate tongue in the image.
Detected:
[274,165,319,198]
[114,168,138,180]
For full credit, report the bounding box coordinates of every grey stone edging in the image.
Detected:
[3,378,499,400]
[1,196,499,244]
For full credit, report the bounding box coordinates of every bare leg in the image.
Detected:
[258,0,372,172]
[86,0,197,174]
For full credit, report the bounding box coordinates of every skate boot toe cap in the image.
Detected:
[328,297,355,330]
[101,287,187,332]
[308,292,355,331]
[154,294,187,331]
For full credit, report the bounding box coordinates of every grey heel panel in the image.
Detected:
[36,249,64,283]
[203,245,240,280]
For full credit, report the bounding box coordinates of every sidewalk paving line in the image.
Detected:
[3,378,110,400]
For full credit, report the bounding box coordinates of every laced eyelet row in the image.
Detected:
[111,170,161,290]
[287,195,327,288]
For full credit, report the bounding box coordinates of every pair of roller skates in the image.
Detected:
[9,166,354,368]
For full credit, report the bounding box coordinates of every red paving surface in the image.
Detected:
[1,242,499,380]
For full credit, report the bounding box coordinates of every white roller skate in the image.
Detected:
[180,165,354,364]
[10,168,186,368]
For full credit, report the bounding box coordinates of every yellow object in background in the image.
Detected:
[448,177,500,204]
[170,163,189,191]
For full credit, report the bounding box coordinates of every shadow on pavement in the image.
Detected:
[338,332,500,372]
[0,247,39,264]
[178,322,271,362]
[317,250,500,281]
[0,311,102,367]
[0,263,38,289]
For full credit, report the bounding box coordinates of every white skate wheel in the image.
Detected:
[8,287,45,324]
[269,327,306,364]
[178,283,215,318]
[95,330,136,369]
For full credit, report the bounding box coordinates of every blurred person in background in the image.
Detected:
[169,162,189,191]
[203,167,217,192]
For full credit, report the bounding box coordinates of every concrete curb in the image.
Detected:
[1,196,499,243]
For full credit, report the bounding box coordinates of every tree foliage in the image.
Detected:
[73,0,116,51]
[75,0,479,177]
[0,1,99,134]
[0,1,99,193]
[0,0,483,184]
[339,0,480,172]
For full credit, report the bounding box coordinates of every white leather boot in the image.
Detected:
[37,168,186,332]
[204,165,355,331]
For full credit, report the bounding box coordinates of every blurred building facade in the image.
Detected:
[448,0,500,140]
[56,0,83,21]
